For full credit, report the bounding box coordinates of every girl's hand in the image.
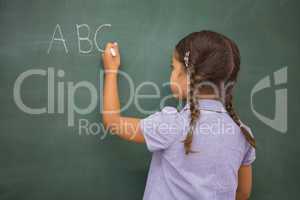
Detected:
[102,42,120,70]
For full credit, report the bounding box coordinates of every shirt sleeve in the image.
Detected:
[241,125,256,165]
[139,106,184,152]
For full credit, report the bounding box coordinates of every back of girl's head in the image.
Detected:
[175,30,256,154]
[175,30,239,84]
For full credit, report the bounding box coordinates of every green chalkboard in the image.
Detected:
[0,0,299,199]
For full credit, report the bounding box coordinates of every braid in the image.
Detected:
[224,38,256,148]
[184,58,200,154]
[225,93,256,148]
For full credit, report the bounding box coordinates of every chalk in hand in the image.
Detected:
[110,48,116,57]
[109,42,118,57]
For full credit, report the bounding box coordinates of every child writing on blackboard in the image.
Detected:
[101,31,256,200]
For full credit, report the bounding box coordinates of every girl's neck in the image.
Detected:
[185,94,222,103]
[197,94,220,100]
[190,87,222,101]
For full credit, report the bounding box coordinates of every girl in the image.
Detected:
[101,31,256,200]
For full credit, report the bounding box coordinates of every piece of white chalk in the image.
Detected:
[110,48,116,57]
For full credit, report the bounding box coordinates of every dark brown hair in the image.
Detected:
[175,30,256,154]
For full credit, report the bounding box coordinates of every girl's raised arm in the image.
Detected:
[101,42,145,143]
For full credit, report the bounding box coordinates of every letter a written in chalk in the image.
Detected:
[47,24,69,54]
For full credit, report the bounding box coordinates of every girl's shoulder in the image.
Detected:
[140,106,187,152]
[145,106,187,128]
[161,106,179,114]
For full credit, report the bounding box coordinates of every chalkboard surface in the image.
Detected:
[0,0,299,199]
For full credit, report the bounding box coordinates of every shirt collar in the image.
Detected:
[182,99,227,113]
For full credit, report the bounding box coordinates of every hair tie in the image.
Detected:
[184,51,190,67]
